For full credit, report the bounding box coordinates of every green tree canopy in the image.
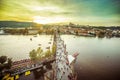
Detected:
[0,56,7,64]
[29,49,37,60]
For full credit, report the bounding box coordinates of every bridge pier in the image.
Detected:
[46,63,52,70]
[33,66,45,79]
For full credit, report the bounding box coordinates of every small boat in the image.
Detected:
[33,35,37,37]
[46,47,50,49]
[33,34,39,37]
[48,42,51,44]
[38,44,41,46]
[30,38,32,41]
[72,52,79,58]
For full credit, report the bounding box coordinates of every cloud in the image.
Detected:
[0,0,120,26]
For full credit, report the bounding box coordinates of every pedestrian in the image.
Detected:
[68,75,72,80]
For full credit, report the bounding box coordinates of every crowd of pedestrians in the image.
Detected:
[55,34,76,80]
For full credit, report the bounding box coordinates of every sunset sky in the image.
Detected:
[0,0,120,26]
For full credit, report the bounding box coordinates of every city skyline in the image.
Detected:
[0,0,120,26]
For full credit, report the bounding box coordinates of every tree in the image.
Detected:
[0,56,12,78]
[37,47,43,55]
[52,43,56,55]
[0,64,4,71]
[0,56,7,64]
[29,49,37,60]
[24,28,28,35]
[38,29,43,34]
[6,58,12,69]
[37,47,43,59]
[45,49,51,57]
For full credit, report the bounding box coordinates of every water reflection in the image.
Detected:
[61,35,120,80]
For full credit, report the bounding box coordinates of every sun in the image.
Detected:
[33,19,47,24]
[33,16,48,24]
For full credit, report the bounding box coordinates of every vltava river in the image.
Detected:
[61,35,120,80]
[0,35,120,80]
[0,35,53,61]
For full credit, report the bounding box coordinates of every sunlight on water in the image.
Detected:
[0,35,53,61]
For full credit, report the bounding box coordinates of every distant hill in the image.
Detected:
[0,21,35,28]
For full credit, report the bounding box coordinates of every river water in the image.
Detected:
[0,35,53,61]
[0,35,120,80]
[61,35,120,80]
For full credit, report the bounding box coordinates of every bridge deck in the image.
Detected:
[55,34,74,80]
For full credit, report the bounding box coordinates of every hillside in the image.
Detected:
[0,21,34,28]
